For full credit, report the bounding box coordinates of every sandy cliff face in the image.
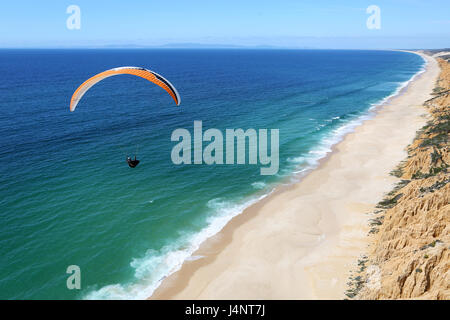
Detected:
[348,58,450,300]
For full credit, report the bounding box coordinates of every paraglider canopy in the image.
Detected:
[69,66,180,169]
[69,66,181,111]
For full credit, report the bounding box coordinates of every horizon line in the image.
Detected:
[0,46,436,51]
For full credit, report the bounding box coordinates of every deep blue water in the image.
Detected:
[0,49,424,299]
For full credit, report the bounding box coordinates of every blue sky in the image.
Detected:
[1,0,449,48]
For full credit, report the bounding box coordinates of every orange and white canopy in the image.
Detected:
[69,66,181,111]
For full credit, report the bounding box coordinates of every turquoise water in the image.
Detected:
[0,49,424,299]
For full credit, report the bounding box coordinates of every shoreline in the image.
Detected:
[150,51,440,299]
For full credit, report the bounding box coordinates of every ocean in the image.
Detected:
[0,49,424,299]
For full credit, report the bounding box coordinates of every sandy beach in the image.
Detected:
[150,51,440,300]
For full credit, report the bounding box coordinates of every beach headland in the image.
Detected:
[150,51,440,299]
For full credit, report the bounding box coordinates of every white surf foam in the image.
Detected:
[83,193,270,300]
[251,181,267,189]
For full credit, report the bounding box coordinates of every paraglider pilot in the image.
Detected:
[126,155,140,168]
